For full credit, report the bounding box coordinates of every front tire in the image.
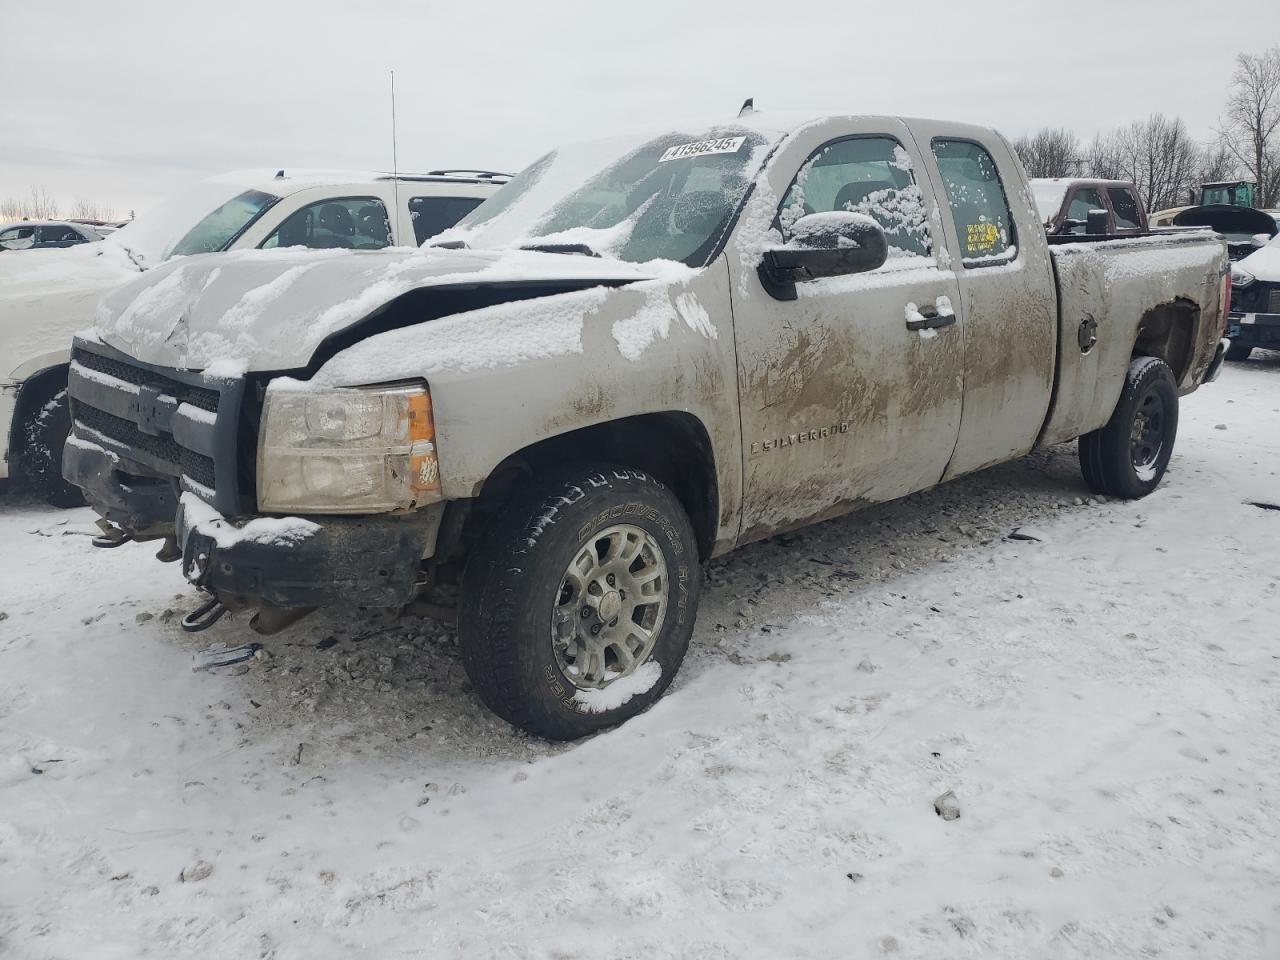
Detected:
[459,464,701,740]
[19,385,85,508]
[1225,340,1252,362]
[1078,356,1178,500]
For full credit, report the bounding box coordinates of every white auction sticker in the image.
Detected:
[658,136,747,163]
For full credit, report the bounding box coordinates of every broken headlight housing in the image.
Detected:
[257,381,442,514]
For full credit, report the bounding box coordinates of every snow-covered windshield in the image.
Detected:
[1029,179,1069,225]
[102,172,282,269]
[437,126,779,267]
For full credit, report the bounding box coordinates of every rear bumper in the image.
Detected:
[176,495,444,610]
[1228,311,1280,347]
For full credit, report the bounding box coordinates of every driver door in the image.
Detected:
[726,118,965,543]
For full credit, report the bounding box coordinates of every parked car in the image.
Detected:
[1,168,508,505]
[66,114,1229,739]
[1168,204,1277,261]
[0,220,108,251]
[1227,232,1280,360]
[1030,178,1148,235]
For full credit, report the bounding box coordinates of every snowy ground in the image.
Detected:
[2,354,1279,960]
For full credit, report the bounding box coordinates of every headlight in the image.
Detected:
[1231,269,1255,288]
[257,381,442,513]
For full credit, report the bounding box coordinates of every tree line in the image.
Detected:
[1,186,117,223]
[1015,45,1280,212]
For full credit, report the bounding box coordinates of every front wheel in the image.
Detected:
[19,385,85,508]
[458,464,701,740]
[1078,356,1178,499]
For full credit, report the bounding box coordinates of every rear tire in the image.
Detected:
[458,464,701,740]
[1225,341,1252,362]
[19,385,85,508]
[1078,356,1178,500]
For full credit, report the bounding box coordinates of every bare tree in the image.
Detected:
[1011,127,1083,178]
[1218,45,1280,207]
[1087,115,1204,211]
[1197,144,1239,187]
[68,198,116,221]
[1,185,60,220]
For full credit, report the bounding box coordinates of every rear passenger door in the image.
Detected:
[909,123,1057,478]
[728,118,965,541]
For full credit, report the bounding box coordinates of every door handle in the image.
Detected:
[905,304,957,331]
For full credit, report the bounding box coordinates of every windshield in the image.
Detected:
[438,126,778,266]
[100,172,284,268]
[1029,180,1068,224]
[168,189,279,257]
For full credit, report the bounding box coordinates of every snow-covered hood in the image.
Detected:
[1237,236,1280,282]
[92,246,672,374]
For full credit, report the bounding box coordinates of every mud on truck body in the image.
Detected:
[65,114,1230,738]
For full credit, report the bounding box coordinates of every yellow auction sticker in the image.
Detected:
[965,221,1001,254]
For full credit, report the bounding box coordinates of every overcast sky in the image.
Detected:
[4,0,1278,218]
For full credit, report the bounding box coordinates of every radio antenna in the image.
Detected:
[390,70,401,239]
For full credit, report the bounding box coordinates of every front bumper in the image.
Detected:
[1227,311,1280,348]
[176,495,444,609]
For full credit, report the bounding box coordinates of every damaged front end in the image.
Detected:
[63,337,445,633]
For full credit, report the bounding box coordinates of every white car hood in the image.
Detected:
[91,246,667,375]
[1238,238,1280,283]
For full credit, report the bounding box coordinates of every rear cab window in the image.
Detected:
[1107,187,1142,231]
[778,135,932,263]
[408,195,484,244]
[931,139,1016,266]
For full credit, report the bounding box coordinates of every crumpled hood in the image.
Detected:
[1238,236,1280,282]
[91,245,665,374]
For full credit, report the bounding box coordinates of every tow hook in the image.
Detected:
[91,518,131,549]
[155,535,181,563]
[181,595,228,633]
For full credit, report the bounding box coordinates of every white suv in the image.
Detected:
[0,168,507,505]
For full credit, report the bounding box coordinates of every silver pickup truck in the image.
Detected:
[65,114,1230,739]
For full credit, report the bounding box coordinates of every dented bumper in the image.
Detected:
[176,495,445,610]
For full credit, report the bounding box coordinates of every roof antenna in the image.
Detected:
[274,169,285,179]
[738,97,754,118]
[390,70,401,241]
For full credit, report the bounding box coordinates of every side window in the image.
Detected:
[409,195,484,244]
[38,225,82,244]
[931,139,1016,265]
[1065,188,1106,234]
[779,136,931,260]
[261,197,390,250]
[0,225,35,250]
[1108,187,1141,230]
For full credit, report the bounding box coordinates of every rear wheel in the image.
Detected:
[19,384,84,508]
[1078,356,1178,500]
[1225,340,1252,362]
[458,464,701,740]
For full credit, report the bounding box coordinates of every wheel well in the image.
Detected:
[8,364,68,462]
[1132,298,1198,384]
[463,412,720,562]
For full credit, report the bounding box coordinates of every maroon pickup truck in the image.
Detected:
[1031,178,1148,236]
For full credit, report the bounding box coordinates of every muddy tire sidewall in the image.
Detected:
[459,465,700,740]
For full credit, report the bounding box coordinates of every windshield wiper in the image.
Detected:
[519,242,601,258]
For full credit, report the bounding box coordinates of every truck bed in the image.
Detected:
[1039,232,1227,447]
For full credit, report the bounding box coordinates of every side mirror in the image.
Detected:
[1086,208,1109,234]
[759,212,888,300]
[1252,233,1272,249]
